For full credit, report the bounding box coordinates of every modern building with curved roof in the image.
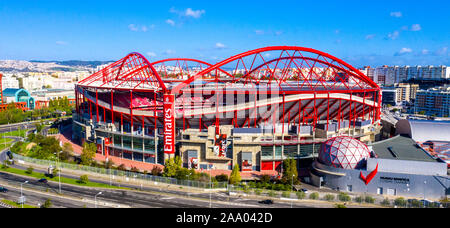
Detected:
[2,88,35,110]
[311,135,449,200]
[396,119,450,142]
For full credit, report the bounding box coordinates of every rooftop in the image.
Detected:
[369,135,438,163]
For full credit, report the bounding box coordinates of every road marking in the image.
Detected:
[160,197,174,200]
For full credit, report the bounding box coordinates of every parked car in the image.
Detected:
[258,199,274,205]
[0,187,8,193]
[38,178,48,184]
[300,188,309,194]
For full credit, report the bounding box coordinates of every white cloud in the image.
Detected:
[390,12,402,18]
[365,34,376,40]
[163,49,176,55]
[255,30,265,35]
[56,41,68,45]
[421,49,430,55]
[395,47,413,56]
[387,31,400,40]
[128,24,139,31]
[147,52,157,58]
[170,7,205,19]
[215,42,226,49]
[166,19,175,26]
[435,47,448,56]
[129,24,153,32]
[264,53,271,58]
[275,31,283,36]
[410,24,422,31]
[185,8,205,18]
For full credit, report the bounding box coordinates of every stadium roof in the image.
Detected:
[396,119,450,142]
[369,135,438,162]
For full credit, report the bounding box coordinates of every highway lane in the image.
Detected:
[0,170,278,208]
[3,162,319,208]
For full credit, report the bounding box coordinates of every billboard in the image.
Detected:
[187,150,199,169]
[163,94,175,155]
[242,152,253,172]
[214,134,227,157]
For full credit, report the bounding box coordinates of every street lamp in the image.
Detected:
[95,192,102,208]
[54,151,62,194]
[20,180,29,208]
[209,164,213,208]
[291,174,295,208]
[423,180,427,208]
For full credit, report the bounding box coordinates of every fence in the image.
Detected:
[12,153,228,189]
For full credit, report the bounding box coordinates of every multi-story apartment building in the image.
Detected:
[361,65,450,86]
[414,86,450,117]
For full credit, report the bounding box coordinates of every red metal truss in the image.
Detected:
[151,58,232,80]
[171,46,380,94]
[78,52,167,92]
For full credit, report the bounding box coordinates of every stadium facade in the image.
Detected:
[73,46,382,172]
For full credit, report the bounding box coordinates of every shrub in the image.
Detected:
[151,166,162,176]
[41,199,52,208]
[394,197,407,207]
[296,191,306,200]
[78,175,89,184]
[354,196,364,203]
[324,194,335,201]
[130,167,140,173]
[215,174,229,182]
[268,190,276,197]
[410,199,423,208]
[26,166,34,174]
[254,189,262,195]
[334,203,347,208]
[260,174,271,183]
[117,164,127,171]
[338,192,351,202]
[365,196,375,204]
[380,198,391,207]
[282,191,291,198]
[309,192,319,200]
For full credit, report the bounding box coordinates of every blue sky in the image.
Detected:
[0,0,449,67]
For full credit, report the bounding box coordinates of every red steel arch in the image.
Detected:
[79,52,167,92]
[151,58,232,80]
[171,46,379,94]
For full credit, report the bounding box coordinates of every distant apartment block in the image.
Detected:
[414,86,450,117]
[362,65,450,86]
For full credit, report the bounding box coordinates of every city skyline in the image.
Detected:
[0,0,449,67]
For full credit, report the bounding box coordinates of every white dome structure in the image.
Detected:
[318,136,371,169]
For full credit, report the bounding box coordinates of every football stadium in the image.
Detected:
[73,46,382,173]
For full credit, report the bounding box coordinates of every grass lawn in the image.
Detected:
[0,166,128,190]
[1,129,28,138]
[1,199,37,208]
[0,138,14,151]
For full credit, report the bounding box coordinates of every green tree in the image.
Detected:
[281,159,299,185]
[26,166,34,174]
[394,197,407,207]
[81,143,97,165]
[41,199,52,208]
[215,174,229,182]
[163,157,181,177]
[78,175,89,184]
[229,165,241,185]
